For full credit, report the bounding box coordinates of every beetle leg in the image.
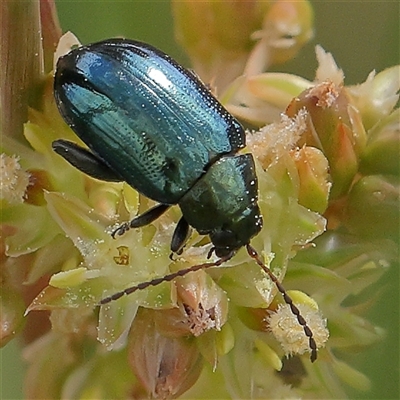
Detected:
[52,139,122,182]
[207,247,216,259]
[112,203,170,238]
[170,217,191,254]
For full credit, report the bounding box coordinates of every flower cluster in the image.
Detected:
[1,1,398,399]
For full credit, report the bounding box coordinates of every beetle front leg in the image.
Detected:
[170,216,191,254]
[112,203,170,238]
[52,139,123,182]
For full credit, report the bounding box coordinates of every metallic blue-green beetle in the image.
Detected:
[53,38,262,258]
[52,39,318,362]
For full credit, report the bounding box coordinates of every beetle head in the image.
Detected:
[210,206,262,257]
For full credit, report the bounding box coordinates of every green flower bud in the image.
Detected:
[222,72,312,125]
[215,322,235,356]
[291,146,331,213]
[247,73,312,109]
[246,0,314,73]
[286,81,367,198]
[360,109,400,176]
[0,286,25,347]
[172,0,271,90]
[254,338,283,371]
[173,0,313,91]
[348,66,400,131]
[332,358,371,392]
[345,175,399,241]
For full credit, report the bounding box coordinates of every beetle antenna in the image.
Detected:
[99,254,232,305]
[246,244,318,363]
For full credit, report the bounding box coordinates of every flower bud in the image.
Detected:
[128,308,203,398]
[172,0,271,90]
[86,181,125,221]
[332,358,371,392]
[348,66,400,130]
[345,175,399,241]
[254,338,283,371]
[271,289,319,311]
[215,322,235,357]
[360,109,400,176]
[291,146,331,213]
[247,73,312,110]
[223,73,311,125]
[0,286,25,346]
[286,81,367,198]
[49,266,88,289]
[246,0,314,74]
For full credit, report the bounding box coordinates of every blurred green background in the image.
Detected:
[1,1,399,399]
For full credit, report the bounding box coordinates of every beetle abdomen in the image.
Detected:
[54,39,245,204]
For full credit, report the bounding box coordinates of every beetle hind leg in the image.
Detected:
[112,203,170,238]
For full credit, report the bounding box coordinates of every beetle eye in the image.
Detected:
[214,247,234,258]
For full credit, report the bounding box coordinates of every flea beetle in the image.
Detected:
[52,38,318,362]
